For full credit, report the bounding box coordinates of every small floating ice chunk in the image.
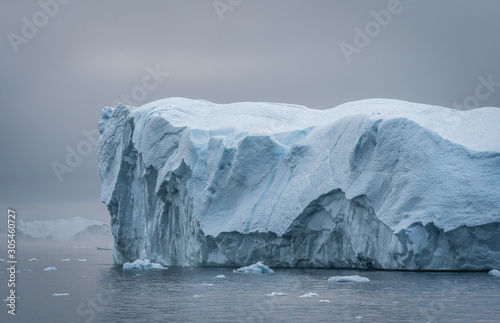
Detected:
[61,259,71,262]
[233,261,274,274]
[28,258,38,261]
[193,295,203,298]
[299,292,319,298]
[43,266,57,271]
[355,316,363,319]
[488,269,500,277]
[3,297,20,302]
[215,274,226,279]
[201,283,214,286]
[265,292,288,297]
[53,293,70,296]
[122,259,167,270]
[328,275,369,283]
[76,259,87,262]
[319,300,330,303]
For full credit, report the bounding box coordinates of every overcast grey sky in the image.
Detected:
[1,0,500,226]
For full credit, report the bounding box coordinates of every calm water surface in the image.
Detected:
[1,241,499,322]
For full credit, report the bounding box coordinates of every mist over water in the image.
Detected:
[1,240,499,322]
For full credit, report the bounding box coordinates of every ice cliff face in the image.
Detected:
[98,98,500,270]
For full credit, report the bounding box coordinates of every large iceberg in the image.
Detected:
[98,98,500,270]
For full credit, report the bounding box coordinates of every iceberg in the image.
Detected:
[233,262,275,274]
[215,274,226,279]
[299,292,319,298]
[98,97,500,270]
[328,275,370,283]
[18,217,112,243]
[122,259,166,270]
[43,266,57,271]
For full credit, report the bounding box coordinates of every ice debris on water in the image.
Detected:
[299,292,319,298]
[318,300,330,303]
[28,258,38,261]
[53,293,70,296]
[328,275,370,282]
[43,266,57,271]
[265,292,288,297]
[215,275,225,279]
[61,259,71,262]
[201,283,214,286]
[76,259,87,262]
[488,269,500,277]
[233,262,274,274]
[122,259,167,270]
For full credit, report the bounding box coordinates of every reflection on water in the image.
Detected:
[1,241,499,322]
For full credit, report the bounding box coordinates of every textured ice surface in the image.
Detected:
[328,275,370,282]
[122,259,166,270]
[488,269,500,277]
[98,97,500,270]
[233,262,274,273]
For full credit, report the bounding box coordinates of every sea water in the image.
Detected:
[1,241,499,322]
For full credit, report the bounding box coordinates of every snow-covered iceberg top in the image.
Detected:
[328,275,370,283]
[122,259,167,270]
[233,262,275,274]
[98,97,500,270]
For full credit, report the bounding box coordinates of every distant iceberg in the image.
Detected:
[18,217,112,244]
[299,292,319,298]
[233,262,274,274]
[99,98,500,270]
[43,266,57,271]
[122,259,167,270]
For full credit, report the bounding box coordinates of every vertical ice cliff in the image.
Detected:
[98,98,500,270]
